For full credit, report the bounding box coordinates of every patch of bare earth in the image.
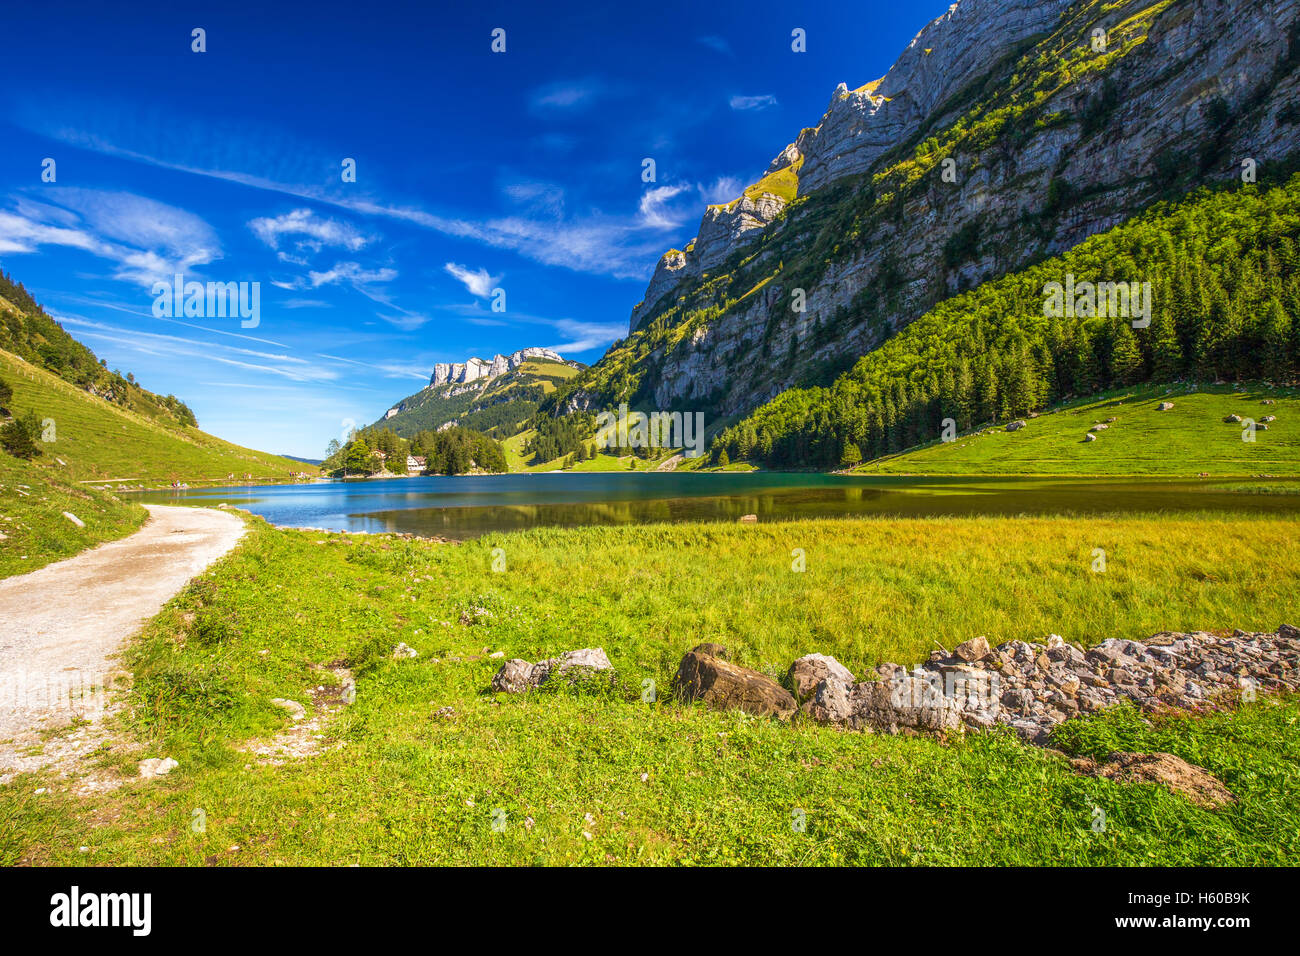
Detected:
[238,665,355,766]
[1070,751,1235,809]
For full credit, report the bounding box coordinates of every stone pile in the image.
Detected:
[801,625,1300,744]
[489,627,1299,748]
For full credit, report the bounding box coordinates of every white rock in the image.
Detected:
[138,757,179,778]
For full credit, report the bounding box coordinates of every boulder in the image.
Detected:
[801,677,856,725]
[738,514,758,523]
[1089,423,1108,432]
[490,647,614,693]
[1084,433,1097,442]
[1224,414,1242,423]
[786,653,855,700]
[1005,420,1027,432]
[857,675,962,733]
[953,636,992,662]
[674,651,796,719]
[1157,401,1174,411]
[392,642,419,659]
[691,642,730,660]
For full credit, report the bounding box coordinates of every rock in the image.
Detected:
[392,642,419,659]
[1279,623,1299,641]
[801,677,856,725]
[858,675,962,733]
[138,757,179,778]
[786,653,856,700]
[1089,423,1108,432]
[674,651,796,719]
[1157,402,1174,411]
[1086,752,1234,809]
[1260,415,1276,423]
[738,514,758,523]
[953,636,992,663]
[271,698,306,721]
[491,659,540,693]
[490,648,614,693]
[1005,420,1027,432]
[691,642,730,660]
[1224,414,1242,423]
[62,512,85,528]
[1084,433,1097,442]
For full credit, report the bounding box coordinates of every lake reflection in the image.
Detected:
[130,473,1300,540]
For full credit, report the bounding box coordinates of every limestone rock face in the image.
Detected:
[605,0,1300,422]
[430,347,565,387]
[674,650,797,719]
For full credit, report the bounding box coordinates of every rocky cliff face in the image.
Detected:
[575,0,1300,422]
[431,347,565,386]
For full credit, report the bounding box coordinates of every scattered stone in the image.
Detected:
[1005,420,1027,432]
[138,757,179,779]
[1084,433,1097,442]
[270,698,306,721]
[1104,416,1118,423]
[786,653,855,701]
[392,642,419,659]
[674,651,796,719]
[432,706,455,720]
[490,647,614,693]
[738,514,758,523]
[1260,415,1276,423]
[1157,402,1174,411]
[1224,414,1242,423]
[62,512,85,528]
[1089,423,1108,432]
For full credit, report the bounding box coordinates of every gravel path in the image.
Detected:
[0,505,245,752]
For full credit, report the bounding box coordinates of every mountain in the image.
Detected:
[373,348,584,438]
[542,0,1300,429]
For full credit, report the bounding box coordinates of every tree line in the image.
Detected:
[712,176,1300,468]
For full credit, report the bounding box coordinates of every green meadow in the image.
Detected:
[3,512,1298,866]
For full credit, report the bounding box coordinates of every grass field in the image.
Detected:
[854,385,1300,476]
[3,511,1297,865]
[1,349,312,487]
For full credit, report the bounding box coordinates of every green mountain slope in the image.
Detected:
[713,173,1300,470]
[375,359,581,438]
[852,385,1299,476]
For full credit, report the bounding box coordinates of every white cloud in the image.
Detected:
[638,184,693,230]
[308,261,398,288]
[729,94,779,111]
[0,189,220,285]
[529,79,603,112]
[545,318,627,353]
[443,262,500,298]
[248,208,371,255]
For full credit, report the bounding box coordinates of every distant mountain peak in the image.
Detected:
[430,347,566,386]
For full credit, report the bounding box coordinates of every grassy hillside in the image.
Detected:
[4,512,1298,864]
[0,453,146,578]
[855,385,1300,476]
[376,359,582,439]
[1,349,311,488]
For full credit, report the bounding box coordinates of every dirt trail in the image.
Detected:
[0,505,245,773]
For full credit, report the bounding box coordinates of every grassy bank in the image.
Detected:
[0,454,146,578]
[854,385,1300,476]
[2,511,1298,865]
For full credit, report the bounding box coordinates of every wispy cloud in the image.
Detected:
[638,184,694,229]
[0,188,220,285]
[528,78,604,113]
[729,94,779,112]
[444,262,500,298]
[545,318,626,353]
[249,208,372,258]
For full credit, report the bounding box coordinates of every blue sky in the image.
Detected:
[0,0,939,458]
